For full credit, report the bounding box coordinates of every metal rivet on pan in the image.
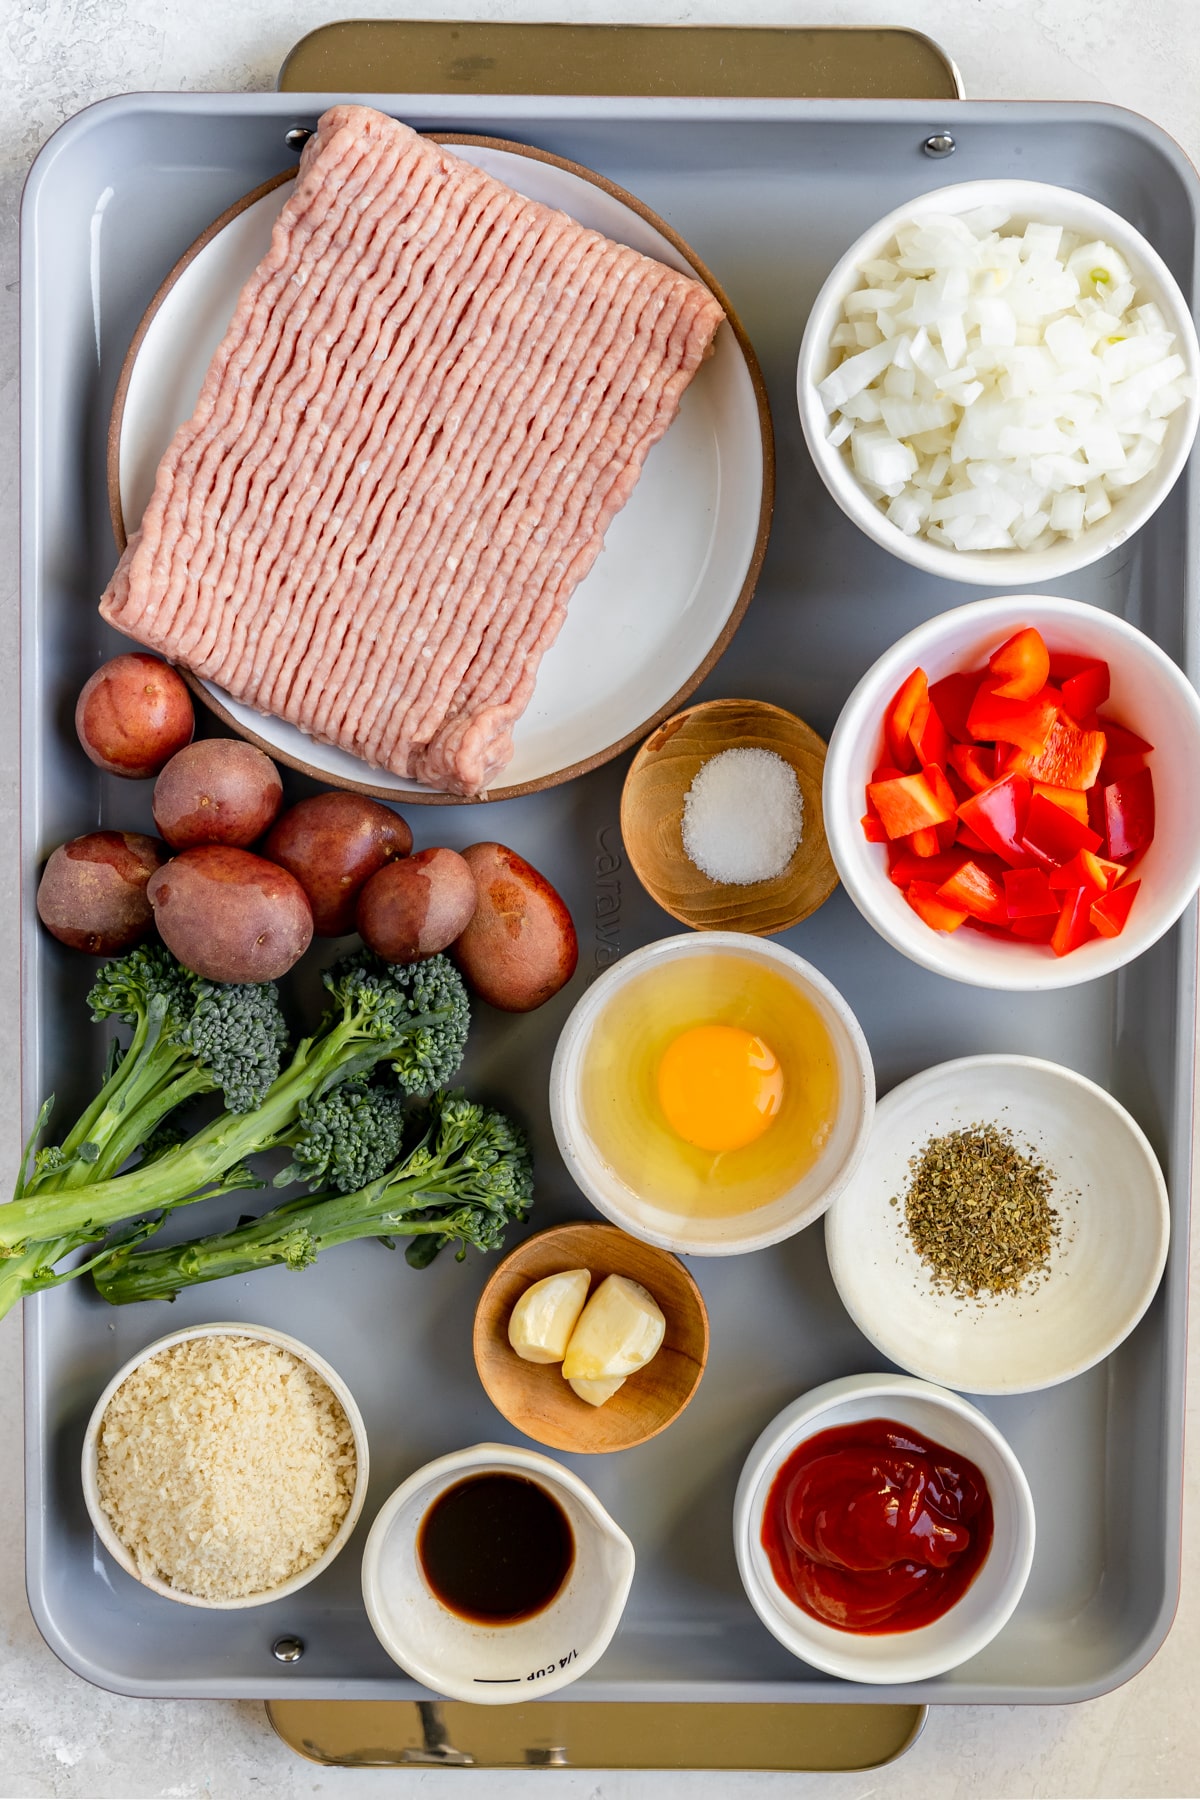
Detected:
[272,1636,305,1663]
[922,132,957,158]
[285,128,312,152]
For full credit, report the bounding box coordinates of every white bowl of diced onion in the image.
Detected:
[797,180,1200,582]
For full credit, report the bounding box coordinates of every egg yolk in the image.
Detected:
[656,1024,784,1153]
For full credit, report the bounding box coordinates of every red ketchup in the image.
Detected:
[761,1418,994,1633]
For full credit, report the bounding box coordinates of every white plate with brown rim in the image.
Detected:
[108,136,773,804]
[823,1054,1169,1395]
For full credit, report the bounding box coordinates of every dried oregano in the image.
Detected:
[896,1121,1059,1298]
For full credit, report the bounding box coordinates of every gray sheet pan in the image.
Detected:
[19,93,1198,1703]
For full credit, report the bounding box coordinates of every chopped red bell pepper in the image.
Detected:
[948,743,994,794]
[956,774,1033,866]
[967,682,1059,754]
[1007,912,1059,942]
[888,846,968,888]
[1048,652,1096,682]
[908,697,952,769]
[942,763,974,808]
[1003,867,1059,918]
[1099,751,1150,784]
[1047,849,1115,898]
[885,669,928,771]
[908,826,944,857]
[858,643,1156,958]
[1020,791,1103,866]
[921,762,961,850]
[936,860,1009,926]
[1058,658,1110,722]
[988,626,1051,700]
[1087,780,1107,840]
[1102,767,1155,860]
[1009,712,1106,790]
[866,770,956,840]
[928,671,982,743]
[1032,782,1089,825]
[1050,887,1099,958]
[1090,879,1141,938]
[1095,718,1154,756]
[905,881,968,932]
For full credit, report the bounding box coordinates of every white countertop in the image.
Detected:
[2,2,1198,1795]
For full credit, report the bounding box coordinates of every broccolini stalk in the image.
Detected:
[18,945,288,1198]
[93,1092,533,1305]
[0,951,470,1258]
[0,1162,263,1324]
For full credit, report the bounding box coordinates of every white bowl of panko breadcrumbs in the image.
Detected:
[82,1322,368,1609]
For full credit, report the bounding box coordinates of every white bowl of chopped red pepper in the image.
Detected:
[823,1054,1170,1394]
[734,1373,1036,1683]
[823,593,1200,988]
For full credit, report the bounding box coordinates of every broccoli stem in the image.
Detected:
[16,997,177,1200]
[0,1235,88,1322]
[94,1179,470,1304]
[49,998,164,1181]
[0,1157,263,1322]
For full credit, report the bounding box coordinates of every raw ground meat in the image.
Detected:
[100,103,726,794]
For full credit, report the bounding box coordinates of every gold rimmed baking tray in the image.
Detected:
[266,1696,927,1771]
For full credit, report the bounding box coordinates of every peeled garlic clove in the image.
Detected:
[568,1374,626,1408]
[507,1268,591,1364]
[561,1274,666,1381]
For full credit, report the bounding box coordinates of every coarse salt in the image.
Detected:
[681,748,804,885]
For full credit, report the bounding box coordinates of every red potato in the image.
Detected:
[153,739,283,850]
[357,847,477,964]
[147,846,313,983]
[262,792,413,935]
[452,842,578,1012]
[36,831,167,955]
[75,654,195,779]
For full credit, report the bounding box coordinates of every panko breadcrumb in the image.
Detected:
[95,1334,357,1600]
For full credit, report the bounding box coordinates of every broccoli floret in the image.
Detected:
[93,1091,533,1305]
[279,1080,409,1193]
[180,977,291,1116]
[394,1091,535,1263]
[320,950,470,1095]
[88,942,193,1038]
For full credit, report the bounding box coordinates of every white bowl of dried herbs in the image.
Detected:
[824,1053,1169,1393]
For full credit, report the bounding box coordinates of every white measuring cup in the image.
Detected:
[361,1441,635,1704]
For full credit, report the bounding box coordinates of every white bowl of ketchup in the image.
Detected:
[733,1373,1035,1684]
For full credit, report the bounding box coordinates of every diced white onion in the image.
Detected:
[817,210,1194,550]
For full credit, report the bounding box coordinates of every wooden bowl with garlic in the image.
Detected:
[472,1221,709,1453]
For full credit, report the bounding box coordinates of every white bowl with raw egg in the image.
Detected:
[549,933,875,1256]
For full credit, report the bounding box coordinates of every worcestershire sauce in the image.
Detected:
[417,1472,574,1624]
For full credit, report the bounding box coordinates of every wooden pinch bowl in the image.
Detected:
[473,1222,709,1454]
[620,698,838,935]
